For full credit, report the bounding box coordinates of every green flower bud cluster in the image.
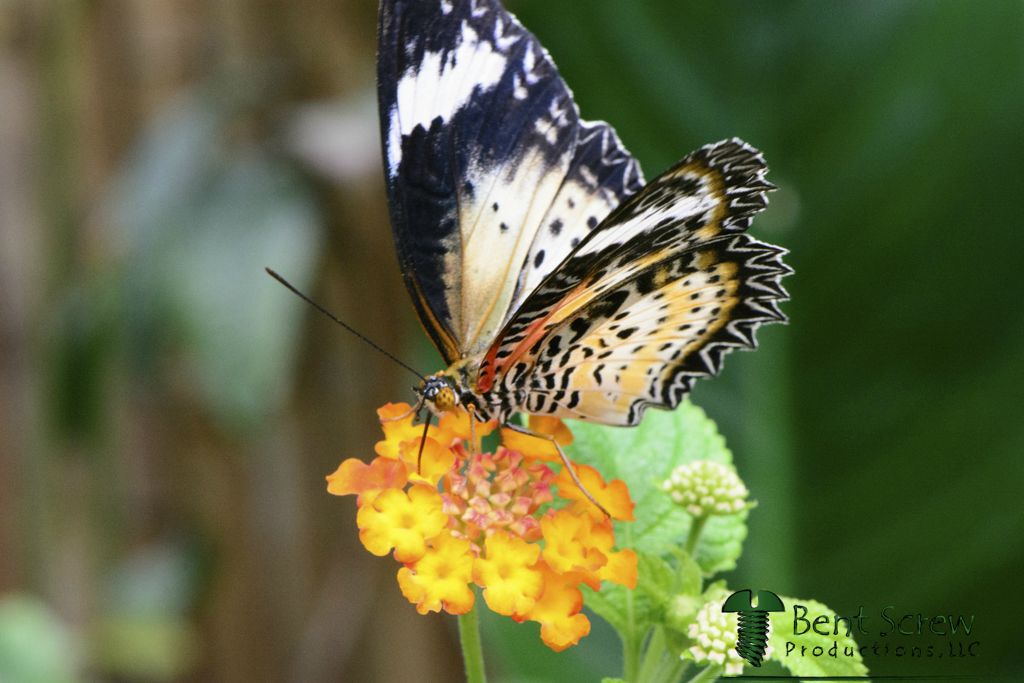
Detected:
[683,591,748,676]
[661,461,750,517]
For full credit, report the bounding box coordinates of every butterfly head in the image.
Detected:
[418,373,461,415]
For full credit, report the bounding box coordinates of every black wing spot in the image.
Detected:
[500,222,510,232]
[587,216,598,229]
[492,202,499,211]
[549,218,563,236]
[534,250,546,267]
[570,237,580,247]
[616,327,638,340]
[569,317,590,342]
[690,292,701,301]
[636,271,655,295]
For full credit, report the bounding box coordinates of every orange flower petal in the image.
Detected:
[375,403,423,460]
[397,531,476,615]
[377,402,416,421]
[556,463,635,521]
[528,415,573,446]
[356,484,446,563]
[326,457,407,498]
[598,548,638,589]
[526,562,591,652]
[473,531,543,617]
[540,510,608,589]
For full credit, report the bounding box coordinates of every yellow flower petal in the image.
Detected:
[500,427,560,463]
[398,436,456,486]
[397,531,476,615]
[528,415,573,446]
[435,407,497,445]
[375,403,423,460]
[356,484,446,563]
[540,510,608,585]
[473,531,543,617]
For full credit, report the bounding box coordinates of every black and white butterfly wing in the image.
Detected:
[378,0,642,364]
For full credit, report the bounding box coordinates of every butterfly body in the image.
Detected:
[384,0,790,432]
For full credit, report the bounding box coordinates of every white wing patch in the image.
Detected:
[388,22,508,178]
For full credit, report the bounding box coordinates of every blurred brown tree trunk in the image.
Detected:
[0,0,463,681]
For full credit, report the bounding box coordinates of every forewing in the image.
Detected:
[512,120,645,315]
[480,139,790,424]
[379,0,641,362]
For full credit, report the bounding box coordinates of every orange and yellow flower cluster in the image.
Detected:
[327,403,637,651]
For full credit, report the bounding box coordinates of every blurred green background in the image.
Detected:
[1,0,1021,681]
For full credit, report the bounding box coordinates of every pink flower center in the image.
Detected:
[442,446,555,553]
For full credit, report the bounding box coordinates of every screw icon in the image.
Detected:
[722,589,785,667]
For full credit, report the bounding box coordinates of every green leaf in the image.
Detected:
[567,401,747,573]
[580,585,628,634]
[768,597,869,678]
[694,512,748,575]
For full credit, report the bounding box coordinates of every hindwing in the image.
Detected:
[478,139,790,424]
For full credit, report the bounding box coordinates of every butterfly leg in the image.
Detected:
[502,422,610,519]
[466,405,479,455]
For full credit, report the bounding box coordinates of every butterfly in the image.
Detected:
[378,0,789,459]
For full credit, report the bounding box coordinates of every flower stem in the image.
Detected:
[458,602,487,683]
[622,524,640,682]
[684,515,708,556]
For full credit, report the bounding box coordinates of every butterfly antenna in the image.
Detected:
[265,268,425,381]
